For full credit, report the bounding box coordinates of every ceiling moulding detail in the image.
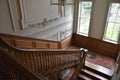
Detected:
[19,0,60,30]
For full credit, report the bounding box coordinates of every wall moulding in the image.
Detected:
[19,0,60,30]
[7,0,16,32]
[29,17,59,28]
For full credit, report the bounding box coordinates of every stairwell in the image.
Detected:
[0,33,117,80]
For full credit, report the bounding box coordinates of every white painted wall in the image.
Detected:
[0,0,13,33]
[89,0,110,39]
[20,0,59,28]
[0,0,73,40]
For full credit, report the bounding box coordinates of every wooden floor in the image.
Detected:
[67,45,115,69]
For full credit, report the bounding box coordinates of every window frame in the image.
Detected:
[77,0,93,36]
[103,2,120,43]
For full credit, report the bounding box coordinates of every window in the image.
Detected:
[104,3,120,43]
[77,1,93,36]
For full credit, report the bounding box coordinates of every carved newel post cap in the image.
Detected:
[80,48,88,53]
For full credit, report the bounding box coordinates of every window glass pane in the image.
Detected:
[78,1,92,35]
[104,3,120,43]
[80,19,90,34]
[80,18,86,25]
[116,14,120,22]
[105,23,114,39]
[118,7,120,13]
[109,13,117,22]
[111,3,119,13]
[112,24,119,40]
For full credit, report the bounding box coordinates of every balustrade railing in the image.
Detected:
[0,38,87,80]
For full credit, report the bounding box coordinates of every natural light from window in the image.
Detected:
[104,3,120,43]
[78,1,92,36]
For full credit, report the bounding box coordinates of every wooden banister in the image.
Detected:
[70,48,88,80]
[0,46,48,80]
[0,37,87,80]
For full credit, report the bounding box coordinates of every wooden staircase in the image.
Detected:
[0,33,117,80]
[0,37,88,80]
[77,61,113,80]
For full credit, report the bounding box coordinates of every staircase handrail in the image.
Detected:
[0,37,87,80]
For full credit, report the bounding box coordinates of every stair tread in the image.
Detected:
[82,69,108,80]
[77,76,86,80]
[85,61,114,76]
[79,74,92,80]
[81,70,101,80]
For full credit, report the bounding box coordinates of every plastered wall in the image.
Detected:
[0,0,73,40]
[0,0,13,33]
[89,0,110,39]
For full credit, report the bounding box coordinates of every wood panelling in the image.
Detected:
[87,38,98,50]
[72,34,98,50]
[72,33,120,59]
[49,43,59,49]
[60,36,72,49]
[97,42,119,57]
[4,38,14,45]
[1,33,119,59]
[15,40,34,48]
[35,42,49,49]
[0,33,72,49]
[98,42,115,53]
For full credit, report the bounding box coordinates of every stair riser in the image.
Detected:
[85,66,111,79]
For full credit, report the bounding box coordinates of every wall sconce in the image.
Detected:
[50,0,74,17]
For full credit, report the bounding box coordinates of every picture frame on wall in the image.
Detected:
[50,0,58,5]
[50,0,74,5]
[65,0,74,5]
